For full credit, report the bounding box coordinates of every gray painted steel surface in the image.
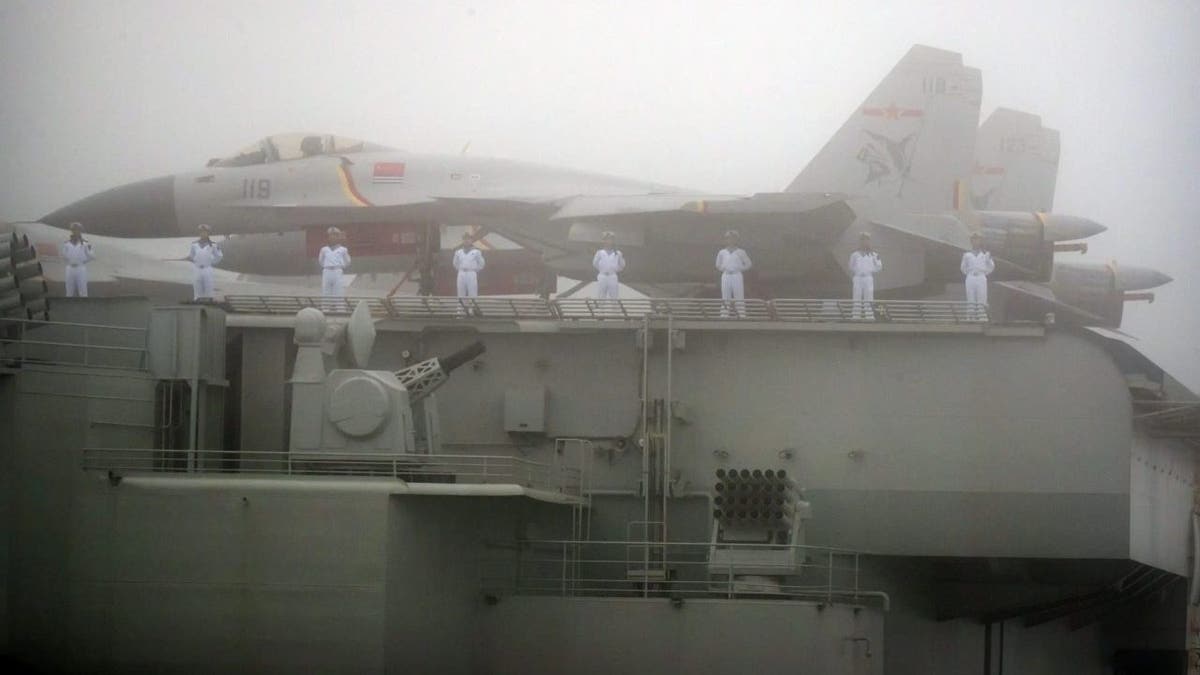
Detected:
[0,301,1194,673]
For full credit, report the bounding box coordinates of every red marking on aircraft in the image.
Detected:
[34,240,60,258]
[303,223,425,258]
[432,248,544,295]
[862,103,924,120]
[372,162,407,183]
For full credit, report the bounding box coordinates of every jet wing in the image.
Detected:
[548,191,856,245]
[551,191,848,219]
[872,215,1042,278]
[228,201,436,228]
[548,193,744,220]
[872,214,970,250]
[995,280,1110,324]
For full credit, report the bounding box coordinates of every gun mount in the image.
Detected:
[394,341,486,404]
[287,305,486,456]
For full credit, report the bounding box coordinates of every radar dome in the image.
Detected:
[294,307,327,343]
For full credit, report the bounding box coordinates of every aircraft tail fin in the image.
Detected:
[971,108,1061,212]
[786,45,982,213]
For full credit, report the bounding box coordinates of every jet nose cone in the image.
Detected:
[42,175,177,237]
[1115,265,1173,291]
[1040,214,1107,241]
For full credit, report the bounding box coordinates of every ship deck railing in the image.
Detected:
[479,538,889,609]
[1133,399,1200,439]
[81,448,582,496]
[0,316,148,371]
[221,294,990,324]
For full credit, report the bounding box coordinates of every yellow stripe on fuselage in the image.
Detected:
[338,164,371,207]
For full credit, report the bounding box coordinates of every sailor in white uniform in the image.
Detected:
[592,231,625,301]
[187,224,223,301]
[848,232,882,319]
[960,232,995,320]
[59,222,95,298]
[453,231,486,298]
[318,227,352,298]
[715,230,753,318]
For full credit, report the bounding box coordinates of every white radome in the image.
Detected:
[294,307,327,343]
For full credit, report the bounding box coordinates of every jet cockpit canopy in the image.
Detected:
[209,133,394,167]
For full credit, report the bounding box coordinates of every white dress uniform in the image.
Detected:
[960,249,995,319]
[453,246,486,297]
[318,245,352,297]
[187,240,223,300]
[592,248,625,300]
[716,247,753,317]
[59,239,95,297]
[848,249,883,319]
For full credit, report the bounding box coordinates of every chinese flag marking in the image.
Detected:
[372,162,406,183]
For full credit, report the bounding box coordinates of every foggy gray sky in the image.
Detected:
[2,0,1197,389]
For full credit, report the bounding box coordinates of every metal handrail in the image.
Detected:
[81,448,582,494]
[479,538,888,609]
[0,316,146,332]
[0,316,149,370]
[222,294,992,324]
[385,296,557,320]
[220,295,394,318]
[554,298,653,320]
[1132,400,1200,438]
[771,298,988,323]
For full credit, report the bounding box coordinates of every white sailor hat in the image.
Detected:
[69,222,83,231]
[859,231,872,239]
[327,226,343,236]
[723,229,740,238]
[601,231,616,240]
[197,223,212,232]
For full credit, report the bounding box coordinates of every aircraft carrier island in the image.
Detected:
[2,291,1197,674]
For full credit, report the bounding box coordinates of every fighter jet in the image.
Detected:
[42,45,1108,298]
[960,108,1172,327]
